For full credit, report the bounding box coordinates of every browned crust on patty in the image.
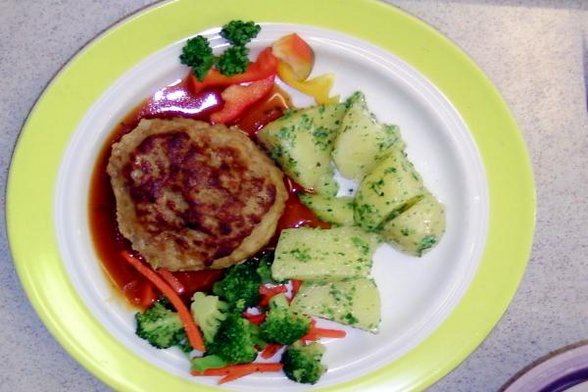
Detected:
[107,118,287,271]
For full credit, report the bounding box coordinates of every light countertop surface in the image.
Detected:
[1,0,587,391]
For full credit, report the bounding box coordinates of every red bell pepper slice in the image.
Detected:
[210,75,275,124]
[258,284,289,307]
[190,47,279,93]
[243,312,266,325]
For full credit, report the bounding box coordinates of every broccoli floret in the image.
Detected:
[281,341,327,384]
[213,259,261,311]
[179,35,215,81]
[179,20,261,80]
[255,250,282,284]
[190,292,229,343]
[260,294,311,345]
[220,20,261,46]
[216,45,250,76]
[191,354,229,373]
[206,312,260,364]
[135,300,188,350]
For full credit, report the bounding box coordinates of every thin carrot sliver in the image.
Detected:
[310,327,347,338]
[158,269,185,294]
[302,321,346,341]
[260,343,283,359]
[191,363,283,384]
[290,279,302,300]
[121,251,205,352]
[218,368,257,384]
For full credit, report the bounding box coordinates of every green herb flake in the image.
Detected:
[417,235,437,256]
[290,247,312,262]
[351,236,370,255]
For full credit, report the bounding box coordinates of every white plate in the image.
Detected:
[54,24,487,389]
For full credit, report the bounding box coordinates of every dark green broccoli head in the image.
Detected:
[281,341,327,384]
[206,312,259,364]
[220,20,261,46]
[135,300,187,350]
[213,259,261,311]
[216,45,249,76]
[260,294,311,345]
[179,35,215,81]
[190,292,229,344]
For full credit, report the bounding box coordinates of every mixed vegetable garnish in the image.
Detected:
[180,20,261,80]
[125,19,445,385]
[126,250,343,385]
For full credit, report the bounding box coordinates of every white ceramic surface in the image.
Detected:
[53,24,488,388]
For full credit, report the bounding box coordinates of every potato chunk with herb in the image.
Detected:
[354,148,425,232]
[257,104,346,195]
[291,278,381,332]
[271,226,380,282]
[380,192,445,256]
[332,91,405,181]
[298,193,355,226]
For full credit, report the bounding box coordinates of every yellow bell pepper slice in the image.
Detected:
[277,62,340,104]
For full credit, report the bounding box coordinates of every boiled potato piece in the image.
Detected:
[354,148,425,232]
[257,103,346,196]
[380,192,445,256]
[332,91,405,180]
[298,193,354,226]
[291,278,381,333]
[271,226,380,282]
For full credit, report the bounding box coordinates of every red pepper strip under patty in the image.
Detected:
[190,47,279,93]
[121,251,205,352]
[210,75,275,124]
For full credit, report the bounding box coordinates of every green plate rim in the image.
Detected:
[6,0,536,390]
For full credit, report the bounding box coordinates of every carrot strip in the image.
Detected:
[310,327,347,338]
[290,279,302,301]
[121,251,205,352]
[260,343,283,359]
[191,363,283,384]
[218,368,257,384]
[158,269,185,295]
[302,321,346,341]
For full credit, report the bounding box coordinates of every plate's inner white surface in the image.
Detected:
[55,24,488,390]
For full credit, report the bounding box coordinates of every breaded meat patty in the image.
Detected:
[107,118,287,271]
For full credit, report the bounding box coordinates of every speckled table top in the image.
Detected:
[1,1,587,391]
